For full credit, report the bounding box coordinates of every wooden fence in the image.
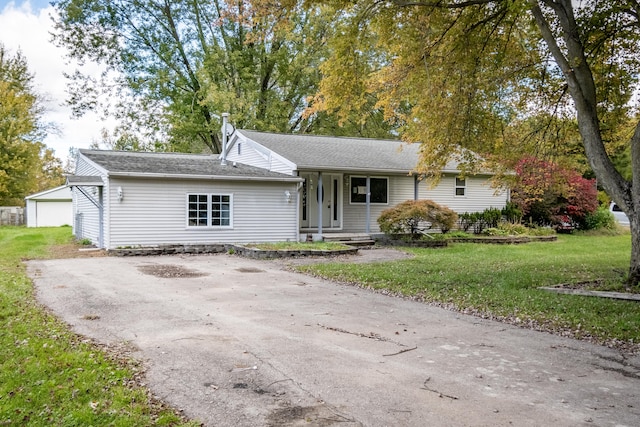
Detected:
[0,207,25,226]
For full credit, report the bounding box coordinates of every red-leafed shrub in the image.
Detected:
[511,157,598,229]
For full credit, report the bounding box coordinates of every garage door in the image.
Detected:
[36,201,73,227]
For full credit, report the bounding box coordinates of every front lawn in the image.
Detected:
[298,234,640,350]
[0,226,195,426]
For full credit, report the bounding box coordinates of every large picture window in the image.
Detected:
[188,194,232,227]
[350,177,388,204]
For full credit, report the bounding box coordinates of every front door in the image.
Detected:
[300,173,341,230]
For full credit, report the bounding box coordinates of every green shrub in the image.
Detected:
[483,208,502,228]
[501,201,522,223]
[482,227,508,236]
[526,225,556,236]
[459,208,503,234]
[583,206,616,230]
[458,212,475,232]
[378,200,458,237]
[471,212,486,234]
[497,222,528,235]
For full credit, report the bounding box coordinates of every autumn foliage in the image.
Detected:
[378,200,458,237]
[511,157,598,228]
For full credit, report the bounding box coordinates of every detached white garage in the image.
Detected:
[25,185,73,227]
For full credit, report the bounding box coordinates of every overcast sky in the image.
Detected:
[0,0,116,160]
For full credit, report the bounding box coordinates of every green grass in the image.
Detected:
[299,234,640,348]
[0,226,196,426]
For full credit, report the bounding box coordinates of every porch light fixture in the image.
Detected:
[117,186,124,201]
[285,190,292,203]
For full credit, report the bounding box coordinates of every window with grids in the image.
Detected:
[188,194,232,227]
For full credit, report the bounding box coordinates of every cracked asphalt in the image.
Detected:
[28,252,640,426]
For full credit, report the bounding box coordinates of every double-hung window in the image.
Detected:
[188,194,232,227]
[455,177,466,196]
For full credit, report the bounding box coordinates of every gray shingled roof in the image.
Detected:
[79,149,300,181]
[237,130,461,173]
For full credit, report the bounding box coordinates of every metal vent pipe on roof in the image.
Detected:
[221,112,229,166]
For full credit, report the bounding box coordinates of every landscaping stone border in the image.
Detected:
[448,235,557,244]
[107,234,556,257]
[110,244,228,256]
[375,236,449,248]
[109,243,359,259]
[231,245,358,259]
[375,234,557,247]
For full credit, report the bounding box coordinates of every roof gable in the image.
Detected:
[237,130,420,173]
[25,185,72,200]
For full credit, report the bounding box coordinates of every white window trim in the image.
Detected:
[349,176,389,205]
[186,193,234,229]
[455,177,466,197]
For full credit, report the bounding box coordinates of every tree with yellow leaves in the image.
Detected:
[310,0,640,286]
[0,44,64,206]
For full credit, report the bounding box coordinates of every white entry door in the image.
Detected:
[300,173,341,230]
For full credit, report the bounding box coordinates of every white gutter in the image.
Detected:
[107,171,303,183]
[296,166,495,176]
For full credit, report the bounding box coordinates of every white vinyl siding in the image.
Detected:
[72,156,107,245]
[105,177,298,249]
[418,174,508,213]
[226,135,296,175]
[225,144,272,170]
[342,174,414,233]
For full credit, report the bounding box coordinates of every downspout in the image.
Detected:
[414,175,419,200]
[295,180,301,242]
[365,176,371,234]
[98,186,104,249]
[317,172,323,240]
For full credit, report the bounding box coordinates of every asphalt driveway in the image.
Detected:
[28,253,640,426]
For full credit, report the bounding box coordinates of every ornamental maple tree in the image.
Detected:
[511,157,597,227]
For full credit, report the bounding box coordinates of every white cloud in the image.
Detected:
[0,0,117,159]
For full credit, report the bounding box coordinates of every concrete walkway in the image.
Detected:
[28,254,640,426]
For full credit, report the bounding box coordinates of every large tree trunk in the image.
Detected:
[531,0,640,287]
[630,219,640,286]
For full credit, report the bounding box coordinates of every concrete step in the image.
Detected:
[322,233,371,241]
[340,239,376,247]
[322,233,375,247]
